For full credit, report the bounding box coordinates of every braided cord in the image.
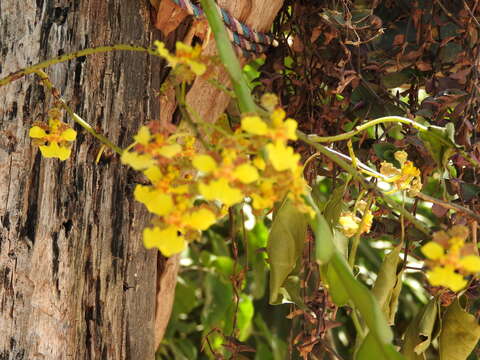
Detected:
[170,0,273,55]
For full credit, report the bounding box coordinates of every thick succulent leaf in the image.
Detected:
[267,199,308,304]
[439,299,480,360]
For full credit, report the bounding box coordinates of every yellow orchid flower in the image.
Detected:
[29,117,77,161]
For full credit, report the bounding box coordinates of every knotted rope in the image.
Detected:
[170,0,276,57]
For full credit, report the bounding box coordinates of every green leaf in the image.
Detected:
[323,183,347,227]
[172,338,198,360]
[402,297,441,359]
[237,294,254,341]
[381,71,410,88]
[439,299,480,360]
[330,252,394,345]
[247,222,269,299]
[267,199,308,304]
[323,263,349,306]
[371,244,404,324]
[278,276,308,310]
[357,333,404,360]
[202,273,233,328]
[373,143,399,165]
[213,256,234,279]
[312,211,335,265]
[419,124,458,169]
[172,277,199,315]
[460,183,480,202]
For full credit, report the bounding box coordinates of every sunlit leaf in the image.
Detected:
[237,294,254,341]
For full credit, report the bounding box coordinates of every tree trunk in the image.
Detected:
[0,0,171,358]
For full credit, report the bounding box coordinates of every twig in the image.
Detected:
[472,221,478,255]
[415,192,480,223]
[463,0,480,29]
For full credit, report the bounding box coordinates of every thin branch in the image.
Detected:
[415,192,480,223]
[1,44,156,87]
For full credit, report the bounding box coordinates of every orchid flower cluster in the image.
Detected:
[338,200,373,238]
[380,150,422,196]
[120,101,311,256]
[421,225,480,292]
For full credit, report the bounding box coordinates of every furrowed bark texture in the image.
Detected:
[0,0,176,358]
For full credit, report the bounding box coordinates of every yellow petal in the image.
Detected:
[338,213,360,237]
[241,116,268,135]
[143,226,185,257]
[157,144,181,158]
[394,150,408,164]
[175,41,194,54]
[253,157,266,170]
[56,145,72,161]
[421,242,445,260]
[251,193,273,210]
[134,185,151,204]
[185,208,216,231]
[134,126,151,145]
[143,166,163,183]
[39,142,71,160]
[270,108,286,126]
[284,119,298,140]
[199,178,243,206]
[266,142,300,172]
[60,128,77,141]
[187,60,206,76]
[426,266,467,292]
[29,126,47,139]
[192,154,217,173]
[233,163,259,184]
[121,151,155,170]
[135,187,173,216]
[459,255,480,273]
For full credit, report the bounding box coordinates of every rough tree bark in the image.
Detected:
[0,0,168,358]
[0,0,283,359]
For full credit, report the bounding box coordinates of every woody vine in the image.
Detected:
[3,0,480,358]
